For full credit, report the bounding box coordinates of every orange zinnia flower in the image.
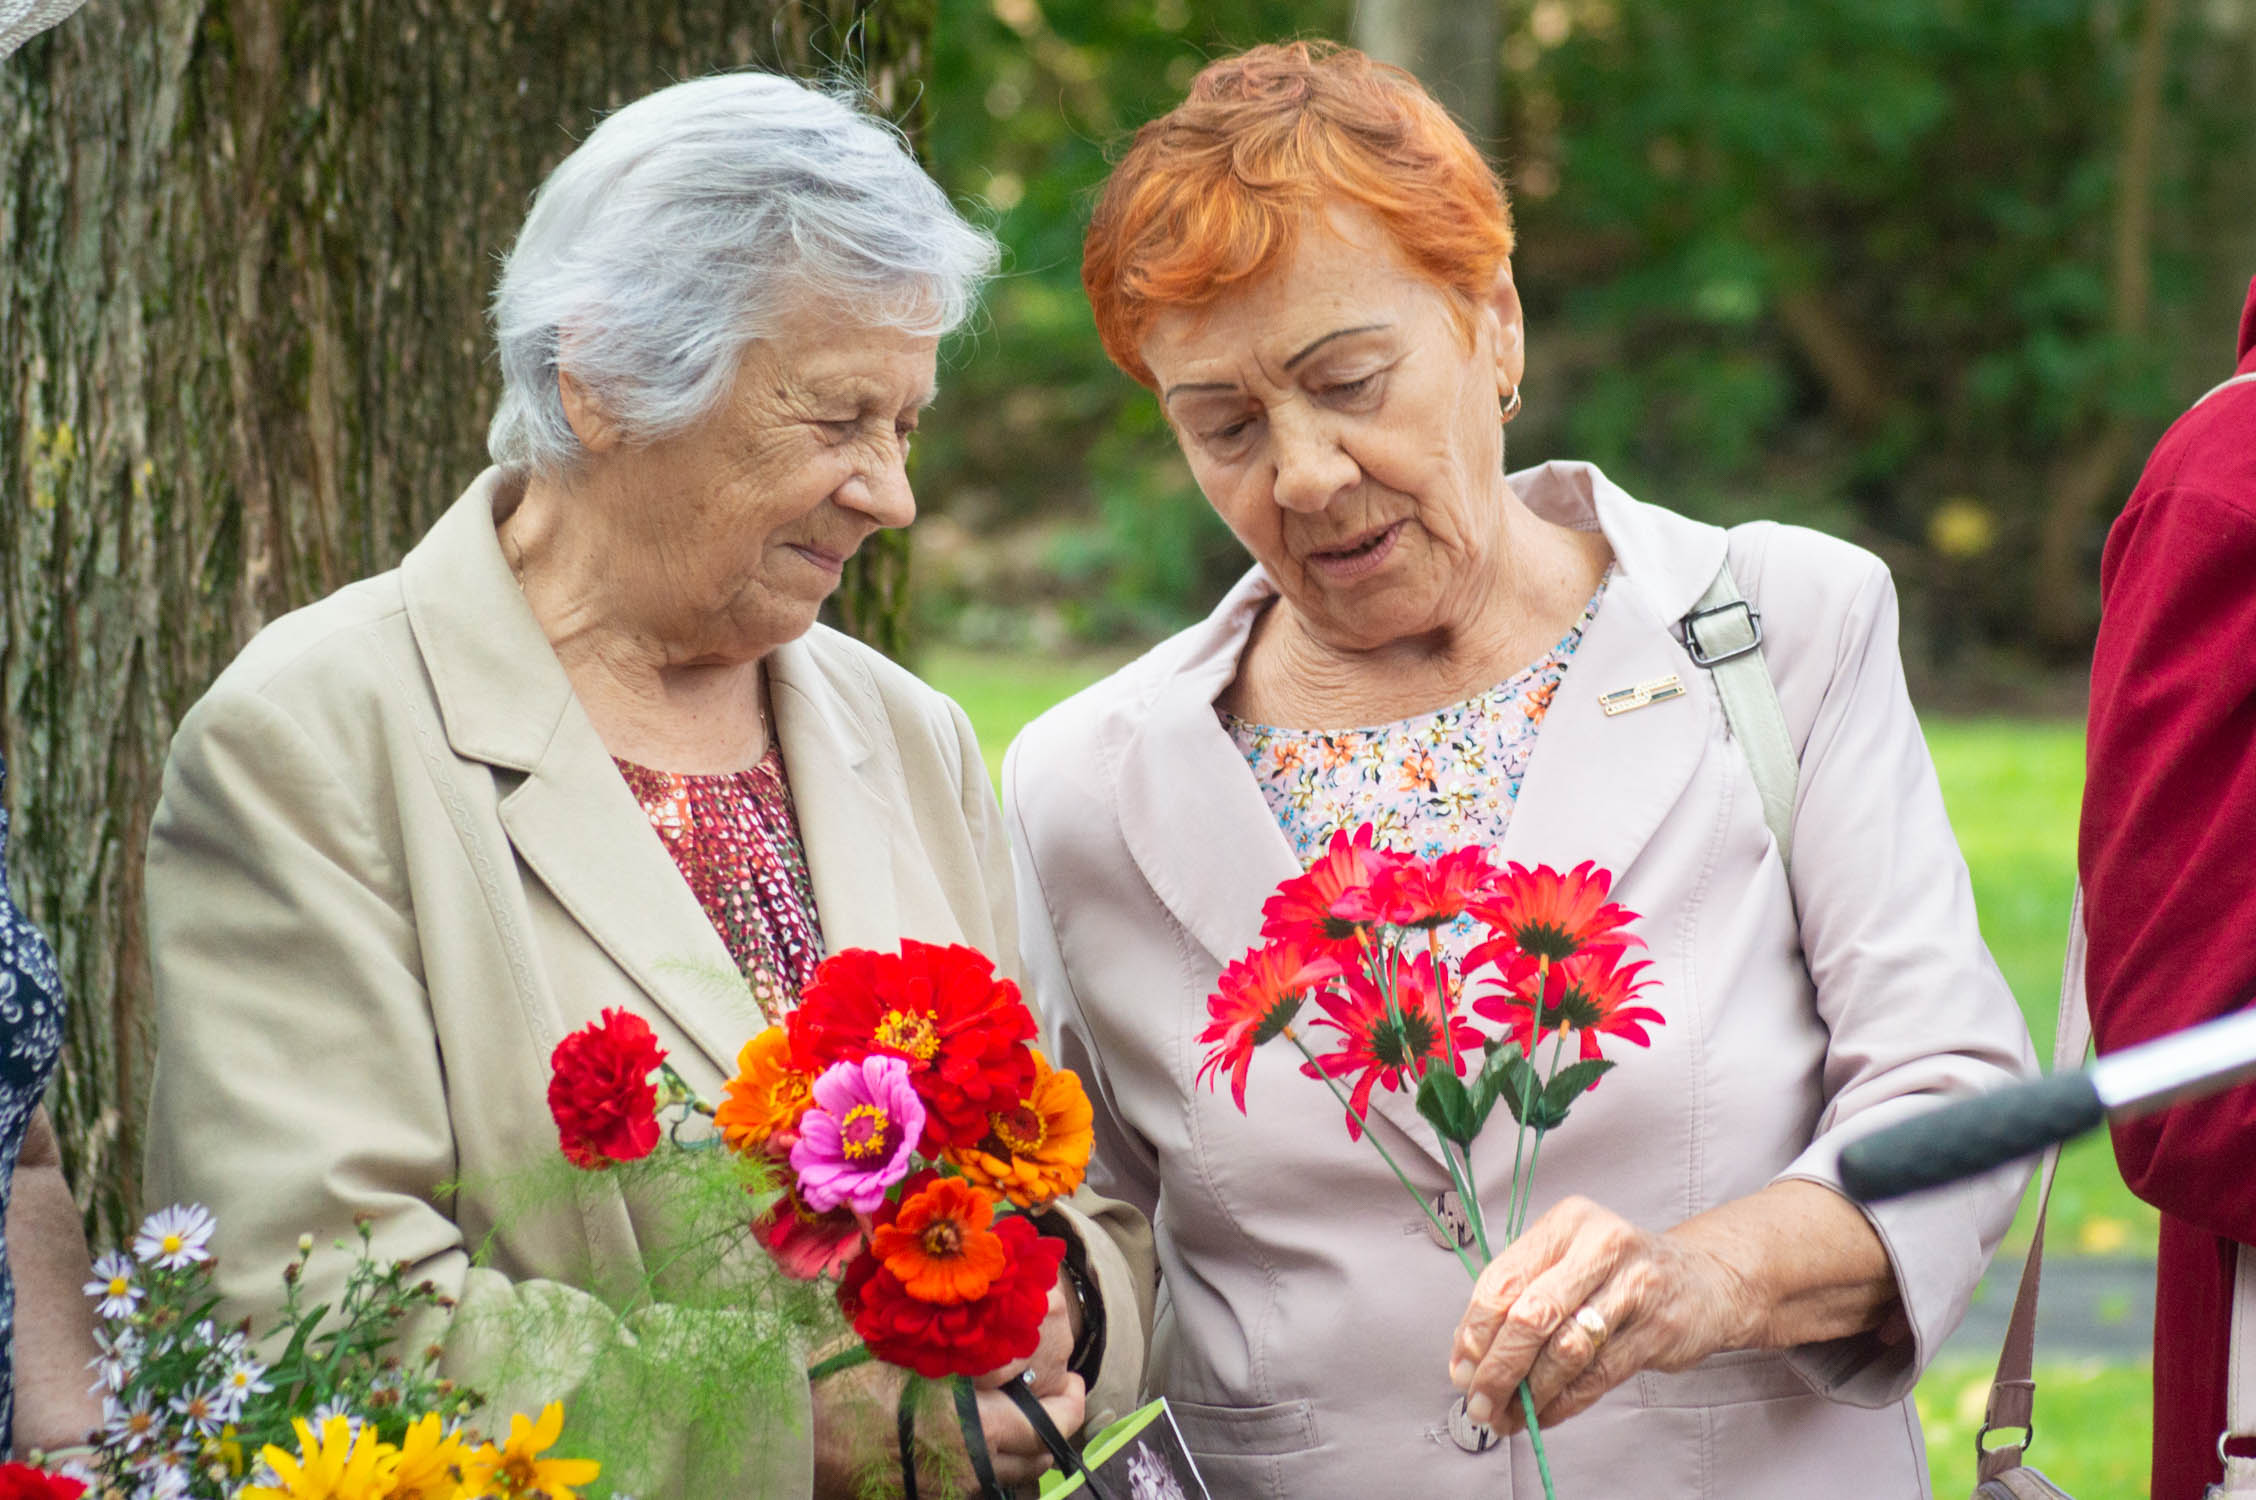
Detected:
[871,1176,1008,1305]
[947,1049,1097,1208]
[714,1026,813,1153]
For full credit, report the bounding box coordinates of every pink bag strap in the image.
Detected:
[1975,888,2093,1481]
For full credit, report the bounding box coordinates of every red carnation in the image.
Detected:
[839,1211,1065,1379]
[790,941,1037,1154]
[0,1466,87,1500]
[548,1008,667,1169]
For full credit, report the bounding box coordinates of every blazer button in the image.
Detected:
[1426,1190,1475,1251]
[1448,1394,1499,1454]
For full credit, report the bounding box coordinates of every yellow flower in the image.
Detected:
[241,1415,400,1500]
[460,1403,599,1500]
[389,1413,474,1500]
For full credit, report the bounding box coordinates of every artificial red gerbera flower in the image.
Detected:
[1197,939,1342,1113]
[1300,951,1482,1139]
[1337,846,1501,929]
[547,1008,667,1169]
[840,1209,1064,1379]
[1464,860,1642,974]
[1473,947,1664,1072]
[1260,825,1412,961]
[790,940,1038,1155]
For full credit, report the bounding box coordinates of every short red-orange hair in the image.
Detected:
[1082,40,1515,390]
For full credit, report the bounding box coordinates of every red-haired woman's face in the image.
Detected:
[1141,205,1525,655]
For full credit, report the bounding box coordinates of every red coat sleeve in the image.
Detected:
[2080,483,2256,1243]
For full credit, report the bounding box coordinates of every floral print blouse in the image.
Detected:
[1223,571,1611,961]
[615,746,823,1021]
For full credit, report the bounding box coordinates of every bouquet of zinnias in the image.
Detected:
[547,939,1098,1495]
[1201,827,1663,1500]
[73,1204,597,1500]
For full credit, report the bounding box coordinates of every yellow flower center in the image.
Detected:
[839,1103,893,1161]
[991,1104,1047,1156]
[108,1276,130,1297]
[873,1009,940,1061]
[162,1233,185,1255]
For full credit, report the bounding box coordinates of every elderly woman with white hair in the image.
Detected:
[141,71,1151,1497]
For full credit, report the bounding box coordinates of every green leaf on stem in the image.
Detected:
[1416,1066,1480,1146]
[1538,1058,1616,1124]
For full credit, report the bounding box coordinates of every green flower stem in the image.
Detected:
[808,1345,877,1382]
[1284,1029,1480,1281]
[1287,1033,1553,1499]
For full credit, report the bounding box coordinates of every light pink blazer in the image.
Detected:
[1003,461,2037,1499]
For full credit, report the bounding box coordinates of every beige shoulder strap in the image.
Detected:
[1681,561,1797,873]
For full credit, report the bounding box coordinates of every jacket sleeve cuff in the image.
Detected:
[1039,1187,1157,1434]
[1771,1097,2031,1407]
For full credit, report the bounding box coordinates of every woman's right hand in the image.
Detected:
[811,1350,1086,1498]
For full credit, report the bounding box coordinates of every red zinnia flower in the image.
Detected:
[840,1209,1065,1378]
[0,1465,87,1500]
[1197,939,1342,1113]
[1473,948,1664,1071]
[1300,952,1482,1140]
[1336,846,1501,929]
[1260,825,1411,961]
[1465,860,1642,973]
[753,1176,865,1280]
[547,1008,667,1169]
[790,941,1038,1155]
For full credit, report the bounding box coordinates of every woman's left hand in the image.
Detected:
[1448,1194,1758,1432]
[1450,1183,1899,1433]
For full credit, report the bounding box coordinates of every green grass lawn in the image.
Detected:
[927,652,2152,1492]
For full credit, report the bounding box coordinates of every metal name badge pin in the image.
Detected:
[1598,673,1686,717]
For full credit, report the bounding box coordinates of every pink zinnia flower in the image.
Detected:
[790,1056,926,1214]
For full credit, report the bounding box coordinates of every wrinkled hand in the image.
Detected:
[966,1271,1085,1486]
[813,1272,1087,1497]
[1449,1195,1757,1433]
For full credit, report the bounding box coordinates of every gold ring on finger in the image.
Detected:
[1572,1303,1610,1354]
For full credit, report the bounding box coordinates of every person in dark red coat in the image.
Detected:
[2080,274,2256,1500]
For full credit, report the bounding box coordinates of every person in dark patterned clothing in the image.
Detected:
[0,756,100,1456]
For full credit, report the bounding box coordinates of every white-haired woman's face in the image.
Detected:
[572,304,938,662]
[1140,205,1524,657]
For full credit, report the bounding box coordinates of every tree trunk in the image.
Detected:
[1352,0,1502,150]
[2031,0,2178,652]
[0,0,930,1242]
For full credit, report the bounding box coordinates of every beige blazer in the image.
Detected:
[1004,461,2037,1500]
[143,472,1153,1496]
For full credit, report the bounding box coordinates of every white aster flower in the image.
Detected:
[167,1386,226,1437]
[132,1204,216,1270]
[133,1458,192,1500]
[84,1251,143,1320]
[88,1325,144,1392]
[307,1400,360,1439]
[104,1390,162,1454]
[214,1355,270,1416]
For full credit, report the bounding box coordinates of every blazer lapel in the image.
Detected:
[1113,577,1305,975]
[400,470,767,1082]
[1498,461,1730,890]
[763,637,905,958]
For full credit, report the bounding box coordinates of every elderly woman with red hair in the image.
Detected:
[1004,41,2035,1497]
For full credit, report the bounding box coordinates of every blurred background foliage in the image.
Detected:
[912,0,2256,688]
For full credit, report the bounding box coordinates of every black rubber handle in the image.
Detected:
[1840,1072,2107,1203]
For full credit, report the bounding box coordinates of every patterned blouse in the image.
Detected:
[615,746,824,1021]
[0,755,67,1454]
[1223,571,1611,962]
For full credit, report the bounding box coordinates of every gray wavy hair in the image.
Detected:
[486,71,999,477]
